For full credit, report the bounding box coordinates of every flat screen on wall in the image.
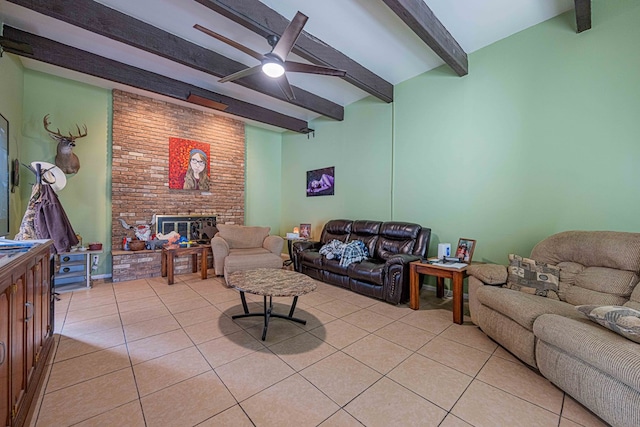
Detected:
[0,114,9,237]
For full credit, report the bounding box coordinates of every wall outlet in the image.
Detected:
[92,255,99,264]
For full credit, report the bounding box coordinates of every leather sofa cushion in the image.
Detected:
[300,250,323,268]
[320,219,352,244]
[351,220,382,256]
[373,222,420,259]
[348,260,384,285]
[323,258,349,275]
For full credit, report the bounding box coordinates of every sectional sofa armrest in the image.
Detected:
[291,240,321,271]
[384,253,420,266]
[263,235,284,255]
[467,264,508,285]
[211,236,230,275]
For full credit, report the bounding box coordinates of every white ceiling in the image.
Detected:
[0,0,576,129]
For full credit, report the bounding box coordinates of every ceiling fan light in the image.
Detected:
[262,61,285,78]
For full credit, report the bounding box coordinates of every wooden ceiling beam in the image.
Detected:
[381,0,468,77]
[6,0,343,121]
[194,0,394,103]
[574,0,592,33]
[2,26,312,133]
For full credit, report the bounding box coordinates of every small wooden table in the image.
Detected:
[161,245,209,285]
[409,260,473,324]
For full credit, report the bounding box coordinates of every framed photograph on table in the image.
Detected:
[455,238,476,263]
[299,223,311,239]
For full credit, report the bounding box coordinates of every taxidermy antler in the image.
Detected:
[118,217,156,241]
[43,114,87,174]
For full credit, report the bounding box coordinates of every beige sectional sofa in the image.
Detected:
[210,224,284,281]
[468,231,640,427]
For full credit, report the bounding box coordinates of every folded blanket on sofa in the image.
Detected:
[320,239,369,267]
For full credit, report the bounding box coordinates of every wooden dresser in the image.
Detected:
[0,241,53,427]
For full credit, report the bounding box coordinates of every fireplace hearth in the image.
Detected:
[155,215,217,243]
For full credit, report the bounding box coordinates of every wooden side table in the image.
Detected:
[161,245,209,285]
[409,260,473,324]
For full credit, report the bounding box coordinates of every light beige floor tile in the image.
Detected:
[367,300,414,320]
[492,344,521,363]
[244,316,306,344]
[374,320,436,351]
[418,336,491,376]
[452,381,560,427]
[183,316,242,344]
[133,346,211,396]
[318,409,362,427]
[63,303,119,324]
[561,395,609,427]
[114,288,157,302]
[216,299,263,317]
[241,374,339,427]
[440,414,474,427]
[559,418,585,427]
[343,334,412,374]
[158,288,201,304]
[197,405,254,427]
[317,285,356,301]
[203,288,242,305]
[269,332,337,371]
[309,319,368,349]
[36,368,138,427]
[300,351,382,406]
[388,353,473,410]
[67,294,116,312]
[216,348,295,401]
[47,344,131,392]
[150,282,191,295]
[55,326,125,362]
[112,279,152,293]
[399,309,455,334]
[127,329,194,364]
[340,292,379,308]
[173,305,222,327]
[141,371,236,427]
[60,314,122,338]
[164,295,211,314]
[197,330,264,368]
[341,308,394,332]
[296,290,336,307]
[439,323,499,354]
[345,377,447,427]
[117,296,164,313]
[119,305,171,326]
[477,356,563,414]
[73,401,145,427]
[314,299,362,318]
[294,306,338,331]
[123,314,181,342]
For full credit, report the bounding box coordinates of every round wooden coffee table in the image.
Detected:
[226,268,317,340]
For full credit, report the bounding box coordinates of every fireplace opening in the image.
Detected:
[155,215,217,244]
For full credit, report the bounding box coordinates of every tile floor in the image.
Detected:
[30,272,610,427]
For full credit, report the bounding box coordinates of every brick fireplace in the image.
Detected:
[110,90,245,282]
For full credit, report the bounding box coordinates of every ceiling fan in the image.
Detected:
[194,11,346,101]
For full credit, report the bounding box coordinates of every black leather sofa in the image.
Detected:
[292,219,431,304]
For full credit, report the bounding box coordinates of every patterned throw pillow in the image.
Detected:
[505,254,560,299]
[576,305,640,344]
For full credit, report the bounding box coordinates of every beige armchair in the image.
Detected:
[211,224,284,281]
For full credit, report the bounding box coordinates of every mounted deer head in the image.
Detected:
[43,114,87,174]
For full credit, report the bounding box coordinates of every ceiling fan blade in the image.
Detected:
[0,36,33,55]
[276,74,295,101]
[194,24,264,61]
[219,64,262,83]
[271,11,308,62]
[284,61,346,77]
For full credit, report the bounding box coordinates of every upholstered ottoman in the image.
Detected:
[223,253,283,284]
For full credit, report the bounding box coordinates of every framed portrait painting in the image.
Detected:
[455,238,476,263]
[306,166,334,197]
[168,137,211,191]
[299,223,311,239]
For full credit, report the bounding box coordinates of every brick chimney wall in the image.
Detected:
[111,90,245,248]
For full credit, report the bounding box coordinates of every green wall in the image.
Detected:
[245,125,282,234]
[280,97,393,239]
[277,0,640,263]
[0,53,25,236]
[21,70,111,274]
